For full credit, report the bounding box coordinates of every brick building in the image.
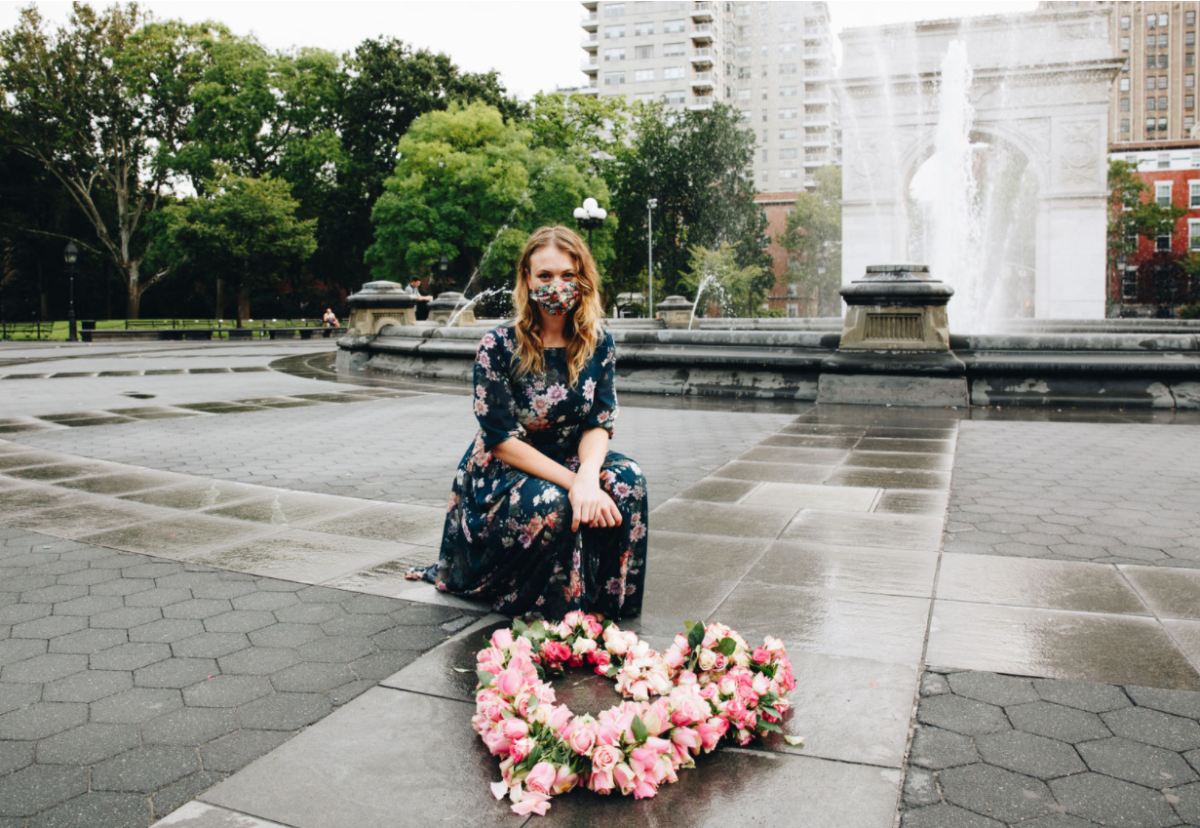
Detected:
[1108,143,1200,311]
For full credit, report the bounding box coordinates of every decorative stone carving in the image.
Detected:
[656,295,695,329]
[838,265,954,351]
[346,281,417,335]
[427,292,475,326]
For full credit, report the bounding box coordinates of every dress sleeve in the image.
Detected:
[583,332,619,437]
[473,328,526,449]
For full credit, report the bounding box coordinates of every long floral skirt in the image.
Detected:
[419,435,648,620]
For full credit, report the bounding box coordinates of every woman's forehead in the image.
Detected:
[529,246,575,272]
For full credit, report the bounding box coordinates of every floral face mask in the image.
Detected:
[529,280,581,316]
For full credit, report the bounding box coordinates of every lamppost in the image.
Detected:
[646,198,658,318]
[63,242,78,342]
[573,197,607,250]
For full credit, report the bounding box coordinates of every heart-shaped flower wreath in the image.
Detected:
[471,611,798,817]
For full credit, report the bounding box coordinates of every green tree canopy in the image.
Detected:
[609,102,768,306]
[0,2,227,317]
[779,165,842,317]
[679,242,773,319]
[1108,159,1187,271]
[160,172,316,325]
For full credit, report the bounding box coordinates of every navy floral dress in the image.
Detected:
[415,324,648,620]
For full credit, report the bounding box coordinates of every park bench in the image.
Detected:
[0,321,52,341]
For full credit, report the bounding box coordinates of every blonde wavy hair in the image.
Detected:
[511,226,605,389]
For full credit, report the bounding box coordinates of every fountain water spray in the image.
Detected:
[443,287,511,329]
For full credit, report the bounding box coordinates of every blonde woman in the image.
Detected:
[407,226,647,620]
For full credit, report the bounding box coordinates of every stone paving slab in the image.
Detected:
[0,528,479,826]
[901,669,1200,827]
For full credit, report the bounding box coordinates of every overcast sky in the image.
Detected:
[0,1,1041,100]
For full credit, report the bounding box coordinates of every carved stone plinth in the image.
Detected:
[427,292,475,326]
[657,295,695,329]
[839,264,953,351]
[346,281,417,335]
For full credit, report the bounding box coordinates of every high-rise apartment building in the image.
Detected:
[1101,1,1200,144]
[579,1,840,192]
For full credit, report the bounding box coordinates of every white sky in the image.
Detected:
[0,0,1040,100]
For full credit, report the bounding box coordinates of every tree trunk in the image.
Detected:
[125,261,141,319]
[215,278,225,321]
[236,286,249,328]
[36,262,48,321]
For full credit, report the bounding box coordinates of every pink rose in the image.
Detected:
[510,737,534,763]
[752,647,770,664]
[547,705,572,734]
[510,790,550,817]
[612,763,637,796]
[569,722,597,755]
[552,765,578,795]
[633,779,658,800]
[525,761,557,795]
[495,667,523,697]
[671,726,701,751]
[629,747,658,776]
[589,769,614,794]
[541,640,571,663]
[663,648,685,669]
[500,718,528,741]
[491,629,514,650]
[590,744,623,773]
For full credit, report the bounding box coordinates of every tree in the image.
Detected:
[366,102,614,302]
[679,242,773,318]
[779,165,842,316]
[1107,159,1186,304]
[160,172,316,326]
[0,3,225,317]
[608,102,769,303]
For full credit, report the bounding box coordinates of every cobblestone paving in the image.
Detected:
[945,422,1200,567]
[14,395,795,510]
[902,668,1200,828]
[0,527,477,828]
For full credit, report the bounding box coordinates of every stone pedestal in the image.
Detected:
[346,281,417,335]
[657,295,695,329]
[819,264,968,407]
[838,265,953,351]
[427,292,475,327]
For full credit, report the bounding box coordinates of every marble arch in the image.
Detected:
[839,9,1123,320]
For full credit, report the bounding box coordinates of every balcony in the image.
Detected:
[580,1,598,9]
[691,1,714,21]
[688,96,715,109]
[582,33,598,50]
[580,82,599,95]
[803,158,825,168]
[691,72,714,87]
[691,47,713,65]
[581,59,599,74]
[805,118,831,129]
[691,23,714,42]
[582,12,598,30]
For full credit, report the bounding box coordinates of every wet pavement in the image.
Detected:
[1,340,1200,827]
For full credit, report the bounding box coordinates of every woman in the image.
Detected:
[407,226,647,620]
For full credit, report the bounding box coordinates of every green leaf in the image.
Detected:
[760,705,781,719]
[631,716,648,743]
[527,694,539,714]
[604,664,618,678]
[716,637,737,657]
[783,734,805,747]
[757,720,782,734]
[475,670,495,688]
[529,621,547,640]
[512,619,528,635]
[687,622,705,652]
[683,620,698,635]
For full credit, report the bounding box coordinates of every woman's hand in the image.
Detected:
[569,471,623,531]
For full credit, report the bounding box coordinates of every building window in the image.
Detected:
[663,18,685,33]
[1190,32,1198,46]
[634,45,653,59]
[605,25,625,39]
[1121,118,1131,133]
[1121,36,1131,52]
[1158,153,1171,170]
[1148,34,1158,49]
[1189,74,1197,89]
[1122,267,1139,301]
[664,90,685,105]
[779,128,797,139]
[663,42,685,56]
[761,109,769,122]
[1148,76,1158,90]
[1190,53,1197,67]
[1121,77,1131,91]
[1149,97,1158,111]
[1148,117,1157,132]
[760,171,769,183]
[779,108,797,119]
[1148,54,1158,70]
[1190,180,1200,207]
[634,69,654,82]
[736,45,751,59]
[737,66,752,79]
[605,48,625,62]
[1121,97,1131,112]
[605,3,625,17]
[1161,96,1170,110]
[736,88,751,101]
[634,22,653,36]
[1160,75,1170,89]
[761,129,769,143]
[780,86,797,97]
[1160,13,1169,27]
[1160,117,1169,132]
[1191,220,1200,250]
[779,147,798,159]
[1157,234,1171,251]
[761,149,768,162]
[779,22,797,33]
[663,65,684,79]
[780,64,797,74]
[1148,13,1157,29]
[1189,116,1196,131]
[779,42,797,53]
[1160,54,1170,69]
[780,168,798,179]
[1121,14,1131,30]
[1160,33,1169,47]
[604,72,625,86]
[1188,10,1197,25]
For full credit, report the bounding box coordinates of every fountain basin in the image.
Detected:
[427,292,476,327]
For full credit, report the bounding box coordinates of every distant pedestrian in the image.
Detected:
[322,308,339,338]
[404,278,431,300]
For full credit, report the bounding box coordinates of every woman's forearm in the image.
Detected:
[491,439,576,490]
[576,428,609,474]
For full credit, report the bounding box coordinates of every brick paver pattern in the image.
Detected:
[0,528,477,828]
[902,668,1200,828]
[945,422,1200,567]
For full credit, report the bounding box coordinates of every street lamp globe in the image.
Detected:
[63,242,78,342]
[573,197,607,249]
[63,242,78,266]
